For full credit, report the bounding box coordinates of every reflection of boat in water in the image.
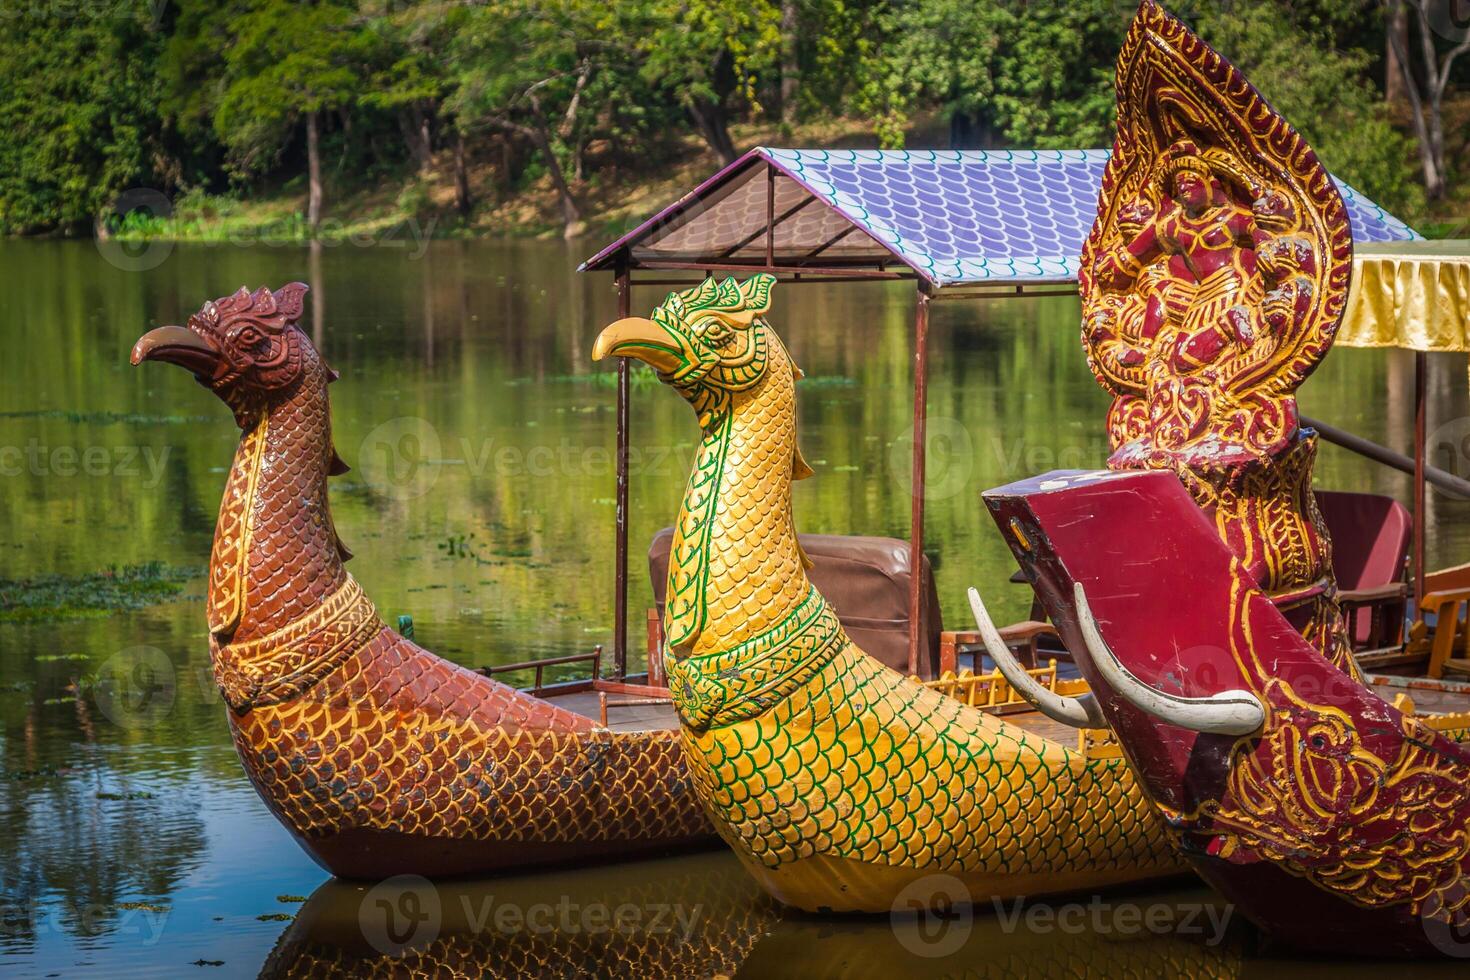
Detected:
[260,850,1238,979]
[257,851,777,979]
[261,849,1470,978]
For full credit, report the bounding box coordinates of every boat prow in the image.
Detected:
[985,468,1470,957]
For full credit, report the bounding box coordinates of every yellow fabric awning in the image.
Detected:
[1338,240,1470,351]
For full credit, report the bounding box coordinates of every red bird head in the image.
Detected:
[131,283,332,424]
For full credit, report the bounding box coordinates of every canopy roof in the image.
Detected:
[581,147,1420,289]
[1339,240,1470,352]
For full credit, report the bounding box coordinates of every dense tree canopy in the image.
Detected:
[0,0,1462,237]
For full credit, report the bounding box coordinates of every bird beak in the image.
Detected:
[131,325,223,379]
[592,316,685,375]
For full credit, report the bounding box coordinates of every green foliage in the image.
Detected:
[1192,1,1425,218]
[875,0,1125,148]
[208,1,368,177]
[0,4,166,233]
[634,0,783,113]
[0,562,199,623]
[0,0,1455,233]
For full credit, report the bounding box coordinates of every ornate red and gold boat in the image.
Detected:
[970,1,1470,958]
[985,469,1470,957]
[126,282,1089,881]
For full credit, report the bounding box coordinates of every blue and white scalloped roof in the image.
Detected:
[582,147,1419,288]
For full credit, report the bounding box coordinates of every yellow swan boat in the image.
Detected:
[593,274,1183,912]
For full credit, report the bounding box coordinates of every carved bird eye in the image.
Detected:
[701,320,733,348]
[234,326,264,349]
[1310,734,1327,750]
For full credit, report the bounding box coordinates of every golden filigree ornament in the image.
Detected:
[1080,0,1354,670]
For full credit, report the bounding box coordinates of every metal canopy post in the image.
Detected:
[765,163,776,267]
[1414,350,1427,606]
[908,283,933,677]
[614,262,631,679]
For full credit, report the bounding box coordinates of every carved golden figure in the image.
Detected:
[1080,0,1355,672]
[593,275,1182,913]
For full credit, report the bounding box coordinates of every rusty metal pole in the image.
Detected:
[614,263,631,679]
[1414,350,1427,606]
[766,164,776,268]
[908,285,932,677]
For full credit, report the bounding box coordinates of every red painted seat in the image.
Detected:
[1313,490,1411,650]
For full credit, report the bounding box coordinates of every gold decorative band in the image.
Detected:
[665,586,847,731]
[214,575,382,710]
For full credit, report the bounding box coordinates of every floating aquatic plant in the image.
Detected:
[0,562,202,623]
[0,409,213,425]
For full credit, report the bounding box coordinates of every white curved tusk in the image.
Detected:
[967,587,1105,729]
[1073,582,1265,737]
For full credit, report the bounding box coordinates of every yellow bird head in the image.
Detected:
[593,274,794,405]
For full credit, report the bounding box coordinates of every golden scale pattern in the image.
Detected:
[634,275,1183,911]
[682,644,1177,877]
[231,627,707,846]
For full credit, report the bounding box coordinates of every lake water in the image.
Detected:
[2,239,1469,977]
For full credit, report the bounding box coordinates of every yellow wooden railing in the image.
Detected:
[910,662,1122,759]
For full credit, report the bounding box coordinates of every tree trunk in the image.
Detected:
[306,109,323,231]
[779,0,799,123]
[453,131,472,218]
[688,97,739,165]
[1388,4,1443,200]
[402,103,433,174]
[1385,0,1409,105]
[525,121,582,238]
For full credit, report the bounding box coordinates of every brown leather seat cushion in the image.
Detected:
[648,528,942,677]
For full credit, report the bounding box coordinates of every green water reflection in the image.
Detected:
[1,239,1468,976]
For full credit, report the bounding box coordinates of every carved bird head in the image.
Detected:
[592,274,797,413]
[131,284,330,424]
